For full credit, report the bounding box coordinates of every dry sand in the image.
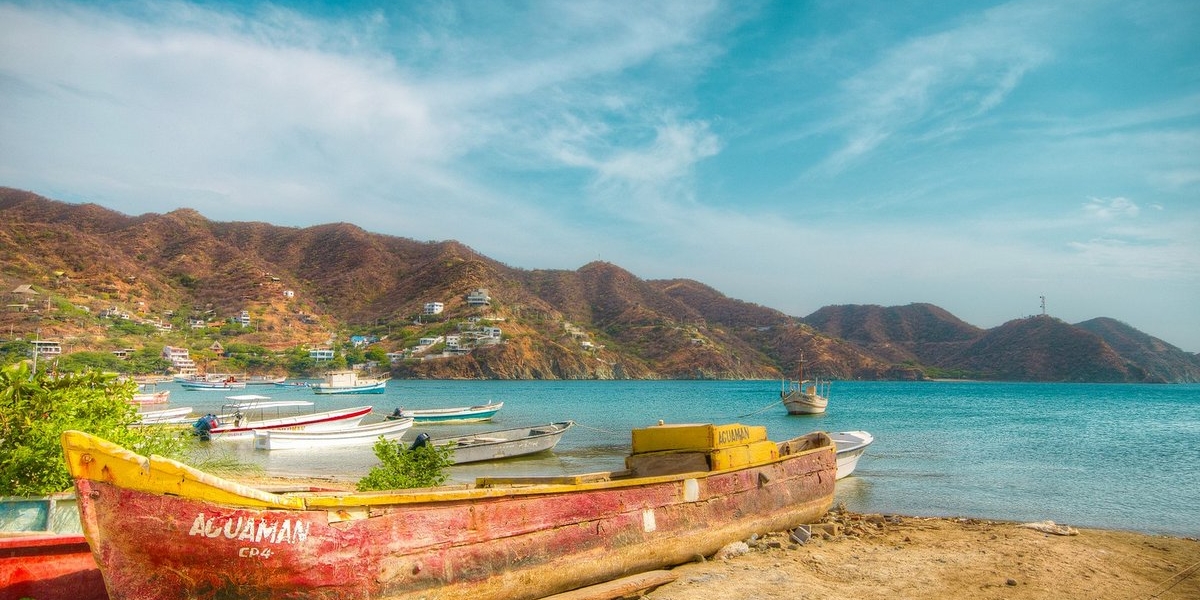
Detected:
[643,506,1200,600]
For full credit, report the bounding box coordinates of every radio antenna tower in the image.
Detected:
[1040,295,1046,316]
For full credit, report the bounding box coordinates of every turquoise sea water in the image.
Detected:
[171,379,1200,537]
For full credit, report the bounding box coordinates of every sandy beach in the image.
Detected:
[235,476,1199,599]
[642,505,1200,600]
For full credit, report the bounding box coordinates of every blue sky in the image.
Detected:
[2,0,1198,351]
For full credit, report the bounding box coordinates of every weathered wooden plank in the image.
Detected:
[540,570,678,600]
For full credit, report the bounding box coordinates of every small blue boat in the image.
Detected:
[388,401,504,423]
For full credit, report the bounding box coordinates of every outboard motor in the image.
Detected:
[409,432,431,451]
[192,414,219,441]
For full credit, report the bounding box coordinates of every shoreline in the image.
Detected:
[232,475,1200,599]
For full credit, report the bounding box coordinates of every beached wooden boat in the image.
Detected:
[311,370,388,395]
[1,492,81,535]
[388,401,504,423]
[432,421,574,464]
[253,417,415,451]
[61,422,835,600]
[830,430,874,479]
[0,533,107,600]
[781,354,829,415]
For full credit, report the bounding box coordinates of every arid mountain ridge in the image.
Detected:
[3,187,1198,383]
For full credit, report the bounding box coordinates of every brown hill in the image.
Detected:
[942,316,1132,382]
[3,186,1197,382]
[1075,317,1200,383]
[803,303,983,365]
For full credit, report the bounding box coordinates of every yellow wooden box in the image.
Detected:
[708,440,780,471]
[631,423,768,454]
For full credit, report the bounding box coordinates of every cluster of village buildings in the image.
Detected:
[9,283,537,372]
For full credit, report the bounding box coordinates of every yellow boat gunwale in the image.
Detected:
[61,429,833,511]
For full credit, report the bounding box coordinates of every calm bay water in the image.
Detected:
[171,379,1200,537]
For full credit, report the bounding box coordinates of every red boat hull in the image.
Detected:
[0,533,107,600]
[67,430,834,599]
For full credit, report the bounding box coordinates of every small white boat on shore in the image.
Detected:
[253,418,415,451]
[830,430,874,479]
[135,406,194,425]
[428,421,574,464]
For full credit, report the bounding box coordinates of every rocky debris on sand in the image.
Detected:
[1019,520,1079,536]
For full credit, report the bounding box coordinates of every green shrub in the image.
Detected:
[0,364,189,495]
[357,436,453,491]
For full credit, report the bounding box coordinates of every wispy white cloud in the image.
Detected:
[814,2,1056,174]
[1083,196,1140,220]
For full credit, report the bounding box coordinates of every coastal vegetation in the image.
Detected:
[357,437,454,491]
[0,363,187,495]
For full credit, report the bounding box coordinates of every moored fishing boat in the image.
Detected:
[781,353,829,415]
[252,417,415,450]
[179,375,247,390]
[429,421,574,464]
[387,400,503,423]
[131,388,170,405]
[245,374,287,385]
[194,397,373,441]
[61,422,835,600]
[310,370,388,395]
[830,430,874,479]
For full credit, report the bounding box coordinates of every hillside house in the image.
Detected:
[423,302,444,315]
[99,307,131,319]
[30,340,62,358]
[466,289,491,307]
[9,284,38,302]
[350,335,378,347]
[237,310,251,327]
[161,346,197,374]
[309,349,334,362]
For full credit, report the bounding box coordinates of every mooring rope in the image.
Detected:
[1143,558,1200,599]
[733,398,785,419]
[571,421,624,436]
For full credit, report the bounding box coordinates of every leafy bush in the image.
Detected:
[357,436,453,491]
[0,364,189,496]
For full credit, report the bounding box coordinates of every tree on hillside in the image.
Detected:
[0,364,188,496]
[56,351,126,373]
